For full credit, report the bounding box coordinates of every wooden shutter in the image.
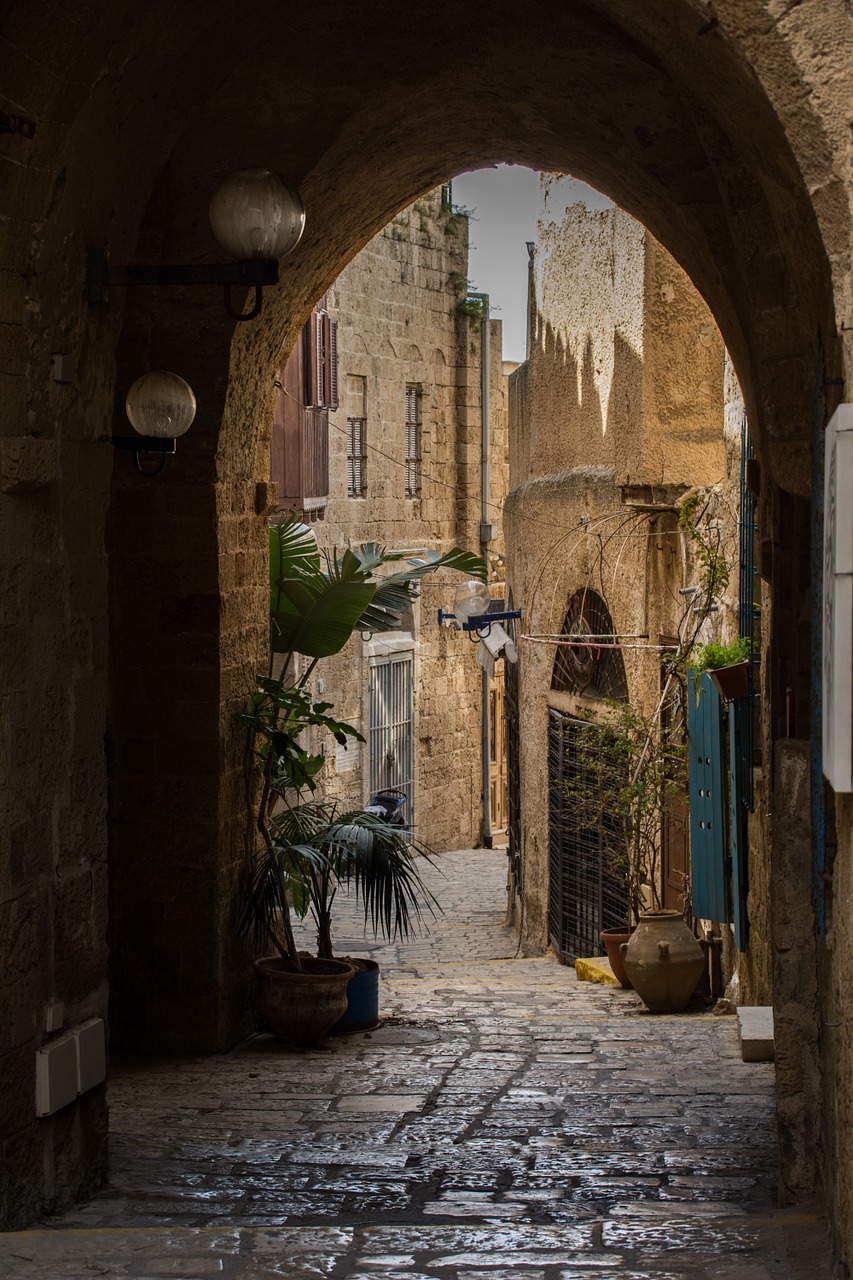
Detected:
[313,311,325,407]
[324,315,339,410]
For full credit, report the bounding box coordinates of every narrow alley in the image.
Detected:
[0,849,829,1279]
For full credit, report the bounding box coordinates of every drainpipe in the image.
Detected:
[469,292,493,848]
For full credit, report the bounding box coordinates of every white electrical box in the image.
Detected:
[35,1034,78,1117]
[823,404,853,791]
[43,1001,64,1033]
[73,1018,107,1094]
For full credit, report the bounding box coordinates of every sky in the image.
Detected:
[452,166,613,364]
[451,166,540,364]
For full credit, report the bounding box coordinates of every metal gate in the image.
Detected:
[548,708,628,961]
[368,651,414,827]
[505,607,522,895]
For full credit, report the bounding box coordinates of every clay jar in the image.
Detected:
[620,910,705,1013]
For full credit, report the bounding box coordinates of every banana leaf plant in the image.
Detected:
[239,517,486,971]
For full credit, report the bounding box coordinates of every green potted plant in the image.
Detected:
[691,636,753,701]
[238,517,486,1042]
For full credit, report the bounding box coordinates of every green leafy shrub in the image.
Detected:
[691,636,752,674]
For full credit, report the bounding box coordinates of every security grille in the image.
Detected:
[548,709,629,961]
[505,602,522,895]
[405,383,422,498]
[368,652,414,827]
[551,589,628,702]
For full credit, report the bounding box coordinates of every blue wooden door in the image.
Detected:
[687,672,727,921]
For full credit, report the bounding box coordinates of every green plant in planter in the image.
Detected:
[239,516,486,974]
[691,635,753,675]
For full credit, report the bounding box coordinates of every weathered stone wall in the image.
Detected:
[506,187,728,953]
[293,189,507,853]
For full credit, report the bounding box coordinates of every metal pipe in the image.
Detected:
[468,292,493,848]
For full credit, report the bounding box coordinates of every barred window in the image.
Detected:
[347,375,367,498]
[405,383,422,498]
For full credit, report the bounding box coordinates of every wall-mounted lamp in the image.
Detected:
[438,579,521,659]
[86,167,305,321]
[113,370,197,476]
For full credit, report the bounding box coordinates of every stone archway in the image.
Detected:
[2,0,852,1248]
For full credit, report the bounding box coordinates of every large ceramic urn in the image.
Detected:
[620,911,705,1013]
[254,956,355,1042]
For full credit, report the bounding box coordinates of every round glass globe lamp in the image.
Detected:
[125,371,197,439]
[453,579,491,622]
[209,167,305,261]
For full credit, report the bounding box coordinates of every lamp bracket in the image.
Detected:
[111,436,176,454]
[437,608,521,640]
[86,249,278,310]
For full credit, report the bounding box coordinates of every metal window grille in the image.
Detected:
[405,383,422,498]
[368,653,414,828]
[548,709,629,961]
[347,417,367,497]
[551,589,628,701]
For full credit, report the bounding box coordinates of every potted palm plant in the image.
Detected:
[238,517,485,1042]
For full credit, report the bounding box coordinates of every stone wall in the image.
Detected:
[293,188,508,853]
[506,185,729,954]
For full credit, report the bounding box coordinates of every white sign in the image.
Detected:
[823,404,853,791]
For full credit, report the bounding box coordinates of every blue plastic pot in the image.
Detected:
[330,959,380,1034]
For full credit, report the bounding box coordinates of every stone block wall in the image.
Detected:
[291,189,508,853]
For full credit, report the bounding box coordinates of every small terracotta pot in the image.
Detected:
[599,925,635,988]
[620,911,705,1013]
[708,660,749,701]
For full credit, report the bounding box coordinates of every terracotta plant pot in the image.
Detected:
[620,911,705,1013]
[254,956,355,1042]
[708,660,749,701]
[331,958,380,1034]
[599,925,635,988]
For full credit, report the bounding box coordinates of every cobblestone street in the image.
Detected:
[0,849,831,1279]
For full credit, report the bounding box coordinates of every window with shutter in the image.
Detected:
[304,303,339,411]
[272,311,329,517]
[314,311,325,407]
[324,315,339,410]
[405,383,422,498]
[346,375,367,498]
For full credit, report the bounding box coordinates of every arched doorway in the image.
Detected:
[3,0,850,1251]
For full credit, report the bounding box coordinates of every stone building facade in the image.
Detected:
[274,187,509,852]
[3,1,853,1267]
[507,180,732,952]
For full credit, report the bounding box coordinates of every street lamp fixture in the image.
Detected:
[113,370,197,476]
[86,167,305,321]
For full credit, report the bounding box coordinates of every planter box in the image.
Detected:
[708,660,749,701]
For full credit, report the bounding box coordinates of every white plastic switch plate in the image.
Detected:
[35,1034,78,1117]
[43,1001,64,1033]
[73,1018,107,1094]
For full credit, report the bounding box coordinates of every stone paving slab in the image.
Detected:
[0,849,832,1278]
